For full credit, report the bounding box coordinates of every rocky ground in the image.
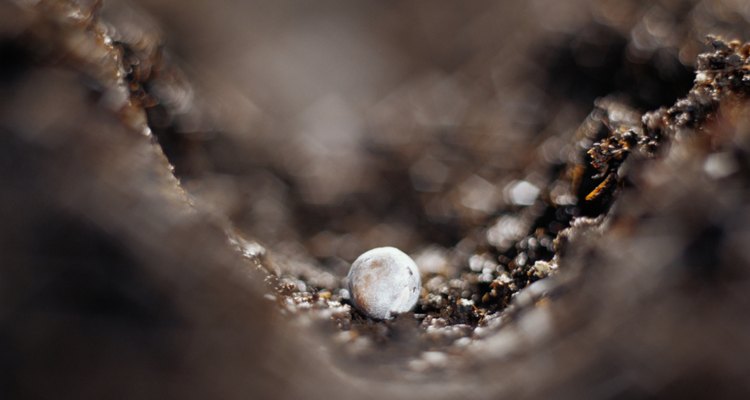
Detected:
[3,0,750,399]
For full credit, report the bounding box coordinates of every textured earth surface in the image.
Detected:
[3,0,750,399]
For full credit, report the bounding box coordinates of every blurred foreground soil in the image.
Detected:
[3,0,750,399]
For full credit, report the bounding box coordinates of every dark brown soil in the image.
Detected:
[3,1,750,399]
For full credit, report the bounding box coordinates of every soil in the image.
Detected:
[4,0,750,399]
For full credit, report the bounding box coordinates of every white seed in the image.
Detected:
[347,246,421,320]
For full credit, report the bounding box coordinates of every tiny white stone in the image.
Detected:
[704,152,738,179]
[347,246,421,320]
[507,180,540,206]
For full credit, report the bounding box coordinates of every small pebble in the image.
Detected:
[347,246,421,319]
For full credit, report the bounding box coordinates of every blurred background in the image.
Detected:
[115,0,749,271]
